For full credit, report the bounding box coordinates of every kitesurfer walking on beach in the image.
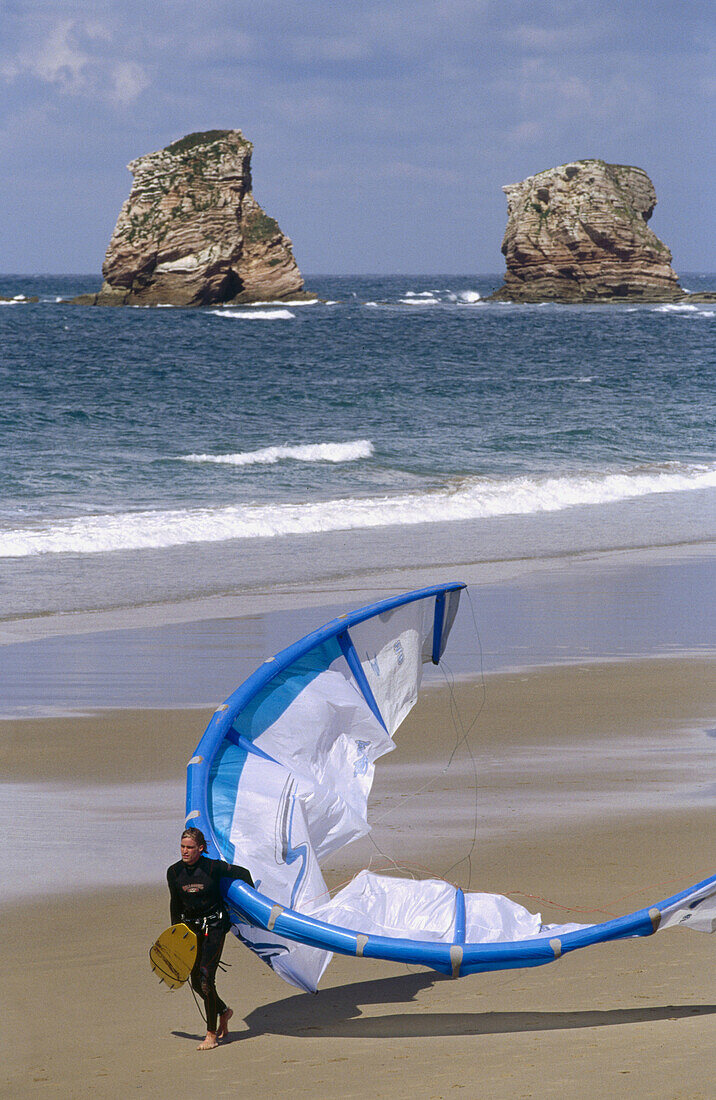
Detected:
[167,827,253,1050]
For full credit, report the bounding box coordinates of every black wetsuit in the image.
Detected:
[167,856,253,1032]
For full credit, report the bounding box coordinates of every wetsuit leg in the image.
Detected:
[194,926,227,1033]
[189,932,203,1003]
[189,930,205,1000]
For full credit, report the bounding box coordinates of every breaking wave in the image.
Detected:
[396,288,483,307]
[653,303,715,317]
[178,440,375,466]
[215,299,319,308]
[210,309,295,320]
[2,461,715,558]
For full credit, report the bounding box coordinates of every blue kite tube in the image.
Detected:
[222,874,716,978]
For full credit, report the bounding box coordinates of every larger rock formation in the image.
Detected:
[77,130,308,306]
[491,160,682,302]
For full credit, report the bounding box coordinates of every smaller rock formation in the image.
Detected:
[75,129,310,307]
[491,160,683,302]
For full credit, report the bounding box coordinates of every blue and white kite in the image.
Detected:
[185,583,715,992]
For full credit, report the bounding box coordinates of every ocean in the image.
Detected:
[2,272,715,623]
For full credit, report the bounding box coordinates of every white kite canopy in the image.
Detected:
[185,583,716,993]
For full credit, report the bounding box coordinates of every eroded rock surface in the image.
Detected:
[76,130,308,306]
[491,160,683,302]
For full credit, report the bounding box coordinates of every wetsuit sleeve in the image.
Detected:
[167,865,182,925]
[216,860,254,889]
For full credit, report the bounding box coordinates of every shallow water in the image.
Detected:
[1,551,713,716]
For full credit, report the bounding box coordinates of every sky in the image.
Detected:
[0,0,713,275]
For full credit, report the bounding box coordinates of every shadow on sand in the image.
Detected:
[225,972,715,1041]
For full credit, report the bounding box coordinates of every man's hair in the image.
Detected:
[180,826,207,850]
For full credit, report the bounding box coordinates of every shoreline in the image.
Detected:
[3,655,715,784]
[1,545,714,718]
[2,537,714,646]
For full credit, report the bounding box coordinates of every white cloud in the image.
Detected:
[3,18,96,92]
[109,60,150,105]
[32,19,90,88]
[1,17,149,105]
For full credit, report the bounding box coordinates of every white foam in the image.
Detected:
[179,440,374,467]
[3,461,715,558]
[210,309,295,320]
[224,298,318,307]
[539,375,594,383]
[390,288,483,307]
[652,302,714,318]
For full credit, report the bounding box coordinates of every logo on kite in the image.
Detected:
[354,740,371,777]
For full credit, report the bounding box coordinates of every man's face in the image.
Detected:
[180,836,202,865]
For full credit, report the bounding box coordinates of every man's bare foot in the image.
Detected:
[217,1008,233,1040]
[197,1031,218,1051]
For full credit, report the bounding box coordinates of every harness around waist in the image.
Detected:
[183,909,227,933]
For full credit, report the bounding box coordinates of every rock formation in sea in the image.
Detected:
[490,160,683,302]
[75,129,309,307]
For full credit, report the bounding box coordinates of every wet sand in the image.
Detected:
[3,658,715,1098]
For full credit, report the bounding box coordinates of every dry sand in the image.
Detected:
[2,659,715,1098]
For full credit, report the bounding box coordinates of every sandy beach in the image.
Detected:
[3,653,714,1099]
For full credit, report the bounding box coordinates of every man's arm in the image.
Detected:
[217,861,254,889]
[167,866,182,925]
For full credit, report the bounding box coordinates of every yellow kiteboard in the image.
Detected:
[150,923,198,989]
